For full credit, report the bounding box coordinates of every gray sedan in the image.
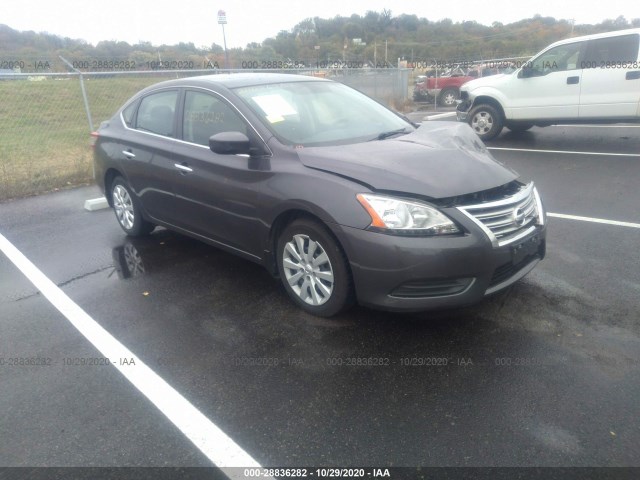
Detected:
[93,73,546,317]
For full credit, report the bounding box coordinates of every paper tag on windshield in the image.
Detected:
[253,94,297,122]
[266,115,285,124]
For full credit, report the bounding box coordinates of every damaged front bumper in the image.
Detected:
[456,98,472,122]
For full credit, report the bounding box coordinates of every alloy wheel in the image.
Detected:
[282,234,334,306]
[471,111,494,135]
[113,184,135,230]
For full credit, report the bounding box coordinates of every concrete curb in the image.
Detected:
[424,112,457,121]
[84,197,109,211]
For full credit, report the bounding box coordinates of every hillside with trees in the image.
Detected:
[1,12,638,72]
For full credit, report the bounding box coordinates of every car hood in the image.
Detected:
[461,73,512,91]
[296,122,518,199]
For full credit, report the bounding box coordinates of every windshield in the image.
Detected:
[233,80,413,147]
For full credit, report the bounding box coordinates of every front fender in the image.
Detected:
[463,87,510,118]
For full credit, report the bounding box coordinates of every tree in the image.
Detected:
[380,9,393,29]
[396,14,420,32]
[1,14,635,73]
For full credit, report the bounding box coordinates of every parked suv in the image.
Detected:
[457,28,640,140]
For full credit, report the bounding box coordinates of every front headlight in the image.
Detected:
[356,193,460,235]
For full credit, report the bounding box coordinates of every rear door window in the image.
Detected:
[583,34,639,66]
[135,90,179,137]
[121,101,138,127]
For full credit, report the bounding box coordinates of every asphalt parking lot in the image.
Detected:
[1,120,639,477]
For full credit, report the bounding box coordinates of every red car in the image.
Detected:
[414,64,515,106]
[414,68,473,106]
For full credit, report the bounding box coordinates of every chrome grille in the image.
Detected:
[457,182,544,247]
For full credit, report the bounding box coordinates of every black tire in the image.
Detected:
[277,218,354,317]
[506,123,533,133]
[110,176,155,236]
[468,103,504,141]
[413,90,428,102]
[438,88,459,107]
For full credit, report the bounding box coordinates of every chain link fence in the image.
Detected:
[0,67,411,201]
[408,56,532,107]
[0,70,203,201]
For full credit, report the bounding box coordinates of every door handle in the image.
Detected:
[174,163,193,173]
[122,150,136,159]
[567,76,579,85]
[626,71,640,80]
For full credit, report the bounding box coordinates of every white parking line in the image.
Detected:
[487,147,640,157]
[548,213,640,229]
[0,232,269,479]
[424,112,457,120]
[553,124,640,128]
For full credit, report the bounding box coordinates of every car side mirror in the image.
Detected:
[209,131,251,155]
[519,65,537,78]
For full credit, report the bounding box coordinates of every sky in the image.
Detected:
[2,0,637,49]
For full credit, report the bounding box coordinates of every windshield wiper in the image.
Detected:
[372,128,409,141]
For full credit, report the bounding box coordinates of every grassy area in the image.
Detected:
[0,76,172,201]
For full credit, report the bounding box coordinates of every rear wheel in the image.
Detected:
[110,176,155,236]
[468,103,504,141]
[277,218,354,317]
[438,88,459,107]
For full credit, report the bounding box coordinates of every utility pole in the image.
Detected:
[218,10,229,68]
[385,39,388,65]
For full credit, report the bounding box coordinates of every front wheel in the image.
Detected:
[468,103,504,141]
[110,176,155,236]
[277,218,354,317]
[413,89,428,101]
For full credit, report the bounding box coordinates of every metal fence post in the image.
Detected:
[402,69,409,102]
[434,60,438,111]
[59,56,94,178]
[59,56,94,133]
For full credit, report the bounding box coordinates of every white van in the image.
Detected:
[457,28,640,140]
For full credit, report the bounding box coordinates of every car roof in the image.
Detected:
[546,27,640,49]
[141,72,328,92]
